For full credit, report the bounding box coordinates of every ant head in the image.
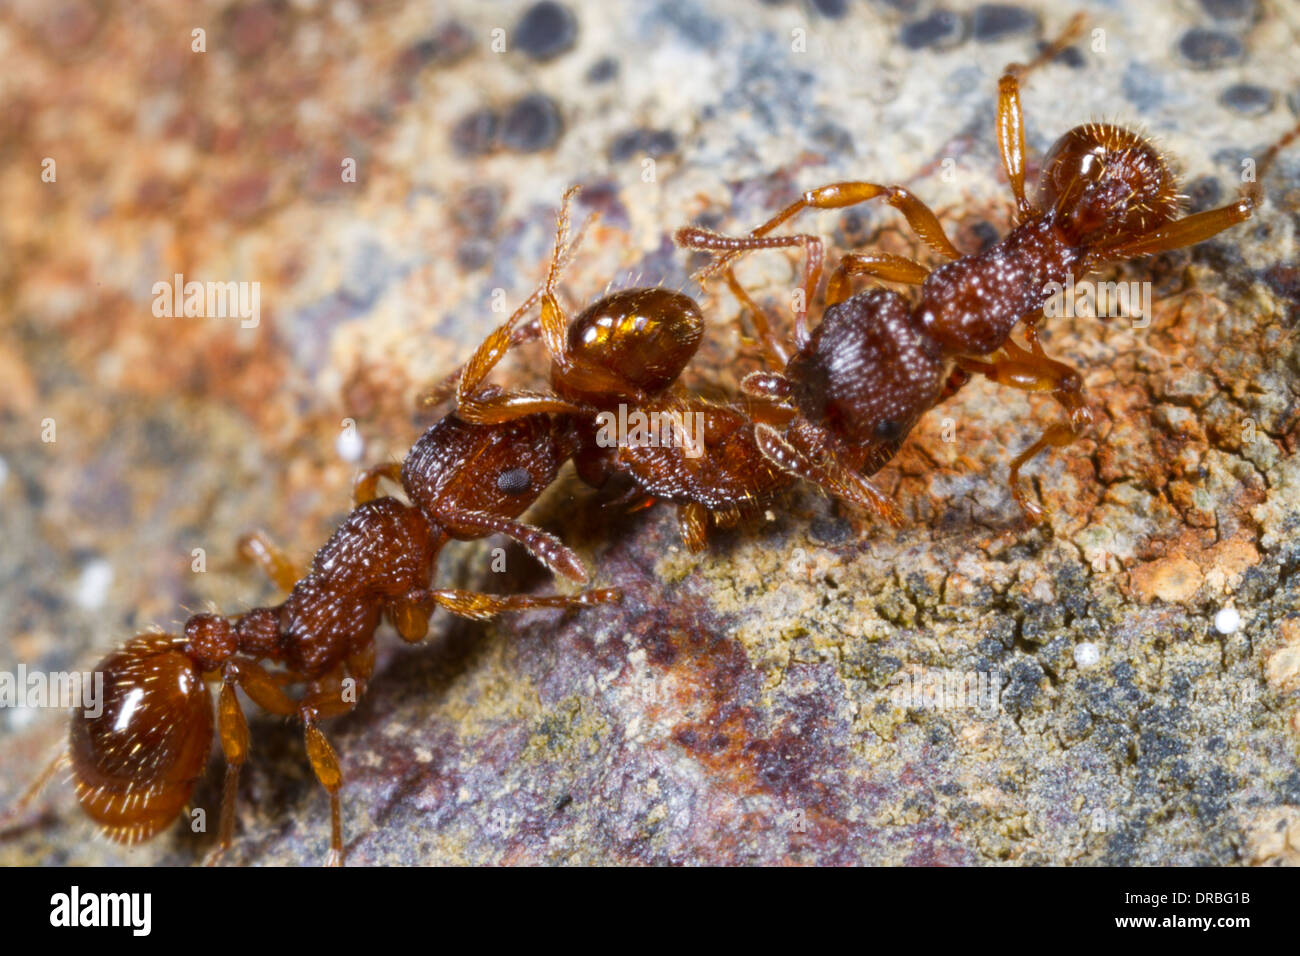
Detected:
[564,288,703,396]
[402,408,569,528]
[69,633,214,843]
[1039,123,1180,247]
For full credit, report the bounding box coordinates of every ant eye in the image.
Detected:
[496,467,533,496]
[875,420,903,442]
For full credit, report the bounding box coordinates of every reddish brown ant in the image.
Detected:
[677,14,1299,523]
[451,186,795,551]
[4,276,620,865]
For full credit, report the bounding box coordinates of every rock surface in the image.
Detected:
[1,0,1298,865]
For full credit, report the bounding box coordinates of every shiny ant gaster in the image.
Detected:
[449,186,796,552]
[678,15,1299,523]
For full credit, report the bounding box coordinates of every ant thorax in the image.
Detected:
[916,216,1084,357]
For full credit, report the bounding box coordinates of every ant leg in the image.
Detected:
[1090,196,1255,263]
[403,585,620,621]
[211,680,249,863]
[419,317,546,411]
[388,594,432,643]
[0,747,66,833]
[353,463,402,505]
[826,251,930,305]
[678,227,825,347]
[1006,423,1077,522]
[755,422,903,527]
[429,189,597,414]
[997,14,1086,220]
[458,191,639,423]
[203,659,300,865]
[724,269,792,366]
[441,509,592,583]
[957,333,1092,430]
[237,531,301,592]
[680,181,962,273]
[300,714,345,866]
[956,333,1093,520]
[677,501,709,552]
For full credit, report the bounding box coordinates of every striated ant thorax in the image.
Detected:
[1039,123,1181,248]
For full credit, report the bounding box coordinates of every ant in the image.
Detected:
[449,186,795,551]
[677,14,1299,523]
[3,282,621,865]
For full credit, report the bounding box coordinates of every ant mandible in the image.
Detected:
[451,186,795,551]
[678,14,1297,523]
[4,277,620,865]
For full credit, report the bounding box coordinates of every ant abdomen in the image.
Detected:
[1040,123,1180,245]
[68,632,214,844]
[564,288,703,395]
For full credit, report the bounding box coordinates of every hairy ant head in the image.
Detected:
[1039,123,1180,247]
[402,413,569,530]
[69,633,214,844]
[565,289,704,396]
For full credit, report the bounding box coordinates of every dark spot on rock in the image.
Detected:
[400,20,473,75]
[227,1,282,60]
[876,0,924,14]
[809,515,853,546]
[1002,658,1046,714]
[811,0,850,18]
[810,121,856,156]
[586,56,618,83]
[1184,174,1222,214]
[837,210,873,248]
[1021,603,1064,645]
[1261,264,1300,327]
[452,183,504,233]
[1047,42,1085,68]
[971,4,1039,43]
[967,219,1000,252]
[1177,28,1244,70]
[451,107,498,156]
[553,793,573,812]
[900,9,967,50]
[514,2,578,61]
[1219,82,1275,116]
[456,240,490,270]
[500,94,563,152]
[1197,0,1258,26]
[1278,770,1300,804]
[608,127,678,163]
[656,0,724,49]
[223,173,271,222]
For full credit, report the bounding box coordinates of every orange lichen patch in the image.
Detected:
[1201,537,1261,593]
[1128,529,1262,604]
[1265,618,1300,695]
[1129,554,1203,603]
